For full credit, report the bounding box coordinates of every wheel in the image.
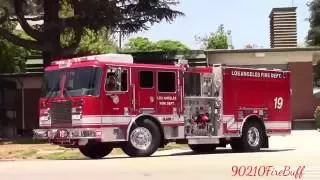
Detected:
[240,121,264,152]
[78,140,113,159]
[121,118,161,157]
[188,144,217,153]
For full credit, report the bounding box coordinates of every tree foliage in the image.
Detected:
[306,1,320,89]
[61,27,118,55]
[153,40,190,52]
[0,0,184,66]
[244,43,260,49]
[0,39,30,73]
[124,37,190,52]
[124,37,154,52]
[58,0,118,54]
[195,24,231,49]
[307,0,320,46]
[0,22,31,73]
[315,66,320,87]
[207,25,230,49]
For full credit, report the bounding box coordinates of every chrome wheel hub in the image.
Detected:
[130,127,152,150]
[247,127,260,147]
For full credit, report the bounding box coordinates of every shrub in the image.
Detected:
[314,106,320,129]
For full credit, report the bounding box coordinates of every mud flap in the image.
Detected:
[262,136,269,148]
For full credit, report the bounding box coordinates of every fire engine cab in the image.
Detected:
[33,53,292,159]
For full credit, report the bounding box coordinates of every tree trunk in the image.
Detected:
[42,0,61,68]
[42,51,52,68]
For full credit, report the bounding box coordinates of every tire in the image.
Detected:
[240,121,264,152]
[121,118,161,157]
[188,144,217,154]
[78,140,113,159]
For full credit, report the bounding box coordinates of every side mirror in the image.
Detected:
[106,92,114,97]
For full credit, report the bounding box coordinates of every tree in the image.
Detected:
[124,37,190,52]
[307,0,320,46]
[153,40,189,52]
[244,43,260,49]
[124,37,154,52]
[0,0,184,67]
[0,21,31,73]
[306,1,320,89]
[195,24,232,49]
[61,27,118,55]
[0,38,30,73]
[314,59,320,87]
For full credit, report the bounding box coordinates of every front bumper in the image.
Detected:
[33,128,102,140]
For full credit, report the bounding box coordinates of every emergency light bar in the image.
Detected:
[86,53,134,63]
[52,53,134,68]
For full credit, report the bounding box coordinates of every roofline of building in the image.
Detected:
[121,50,204,54]
[204,47,320,54]
[269,7,297,17]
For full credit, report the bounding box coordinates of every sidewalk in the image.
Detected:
[268,130,320,153]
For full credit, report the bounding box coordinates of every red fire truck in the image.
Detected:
[33,53,291,159]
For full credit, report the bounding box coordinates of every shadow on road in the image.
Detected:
[119,148,295,159]
[160,148,296,157]
[56,148,295,161]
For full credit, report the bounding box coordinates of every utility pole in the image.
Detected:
[227,30,233,49]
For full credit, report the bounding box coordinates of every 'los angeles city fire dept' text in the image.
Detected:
[231,70,282,79]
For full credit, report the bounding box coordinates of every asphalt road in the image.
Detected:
[1,130,320,180]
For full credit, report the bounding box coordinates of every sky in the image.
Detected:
[125,0,311,49]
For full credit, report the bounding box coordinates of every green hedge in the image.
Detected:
[314,106,320,129]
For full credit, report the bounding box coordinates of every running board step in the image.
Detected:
[187,136,220,144]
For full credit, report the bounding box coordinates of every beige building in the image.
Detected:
[269,7,298,48]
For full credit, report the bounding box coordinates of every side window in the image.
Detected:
[139,71,153,88]
[105,67,128,92]
[158,71,176,92]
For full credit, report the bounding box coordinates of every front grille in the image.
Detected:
[51,101,72,127]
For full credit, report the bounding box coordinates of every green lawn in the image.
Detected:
[0,141,188,160]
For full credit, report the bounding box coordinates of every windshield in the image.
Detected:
[63,67,102,97]
[41,70,63,98]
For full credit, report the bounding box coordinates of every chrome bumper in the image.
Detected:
[33,128,102,140]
